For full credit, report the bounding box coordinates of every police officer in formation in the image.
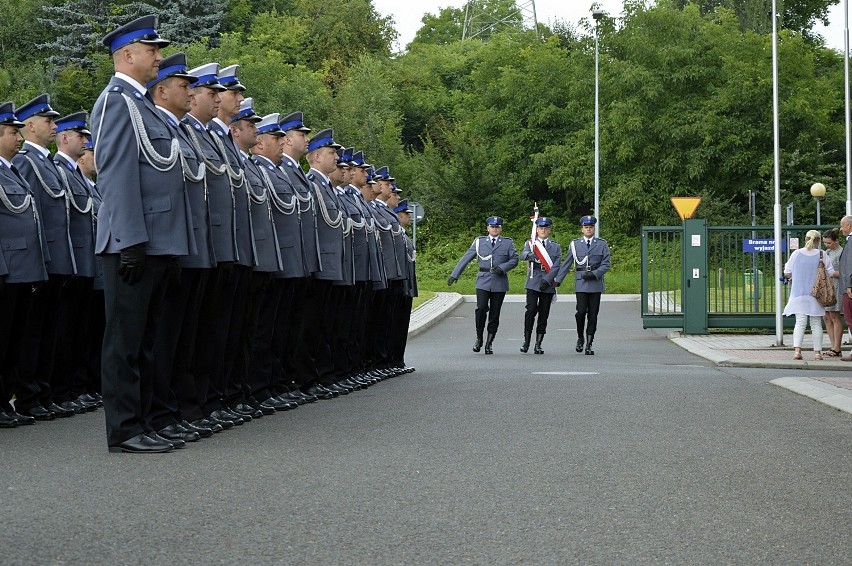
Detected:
[542,215,611,355]
[520,217,561,354]
[448,216,519,354]
[0,15,420,447]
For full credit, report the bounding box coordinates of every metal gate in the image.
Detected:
[641,222,822,332]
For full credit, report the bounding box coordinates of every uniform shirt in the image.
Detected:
[450,234,519,293]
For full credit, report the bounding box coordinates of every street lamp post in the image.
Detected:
[593,8,604,239]
[811,182,826,226]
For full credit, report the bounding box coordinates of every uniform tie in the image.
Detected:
[586,239,591,249]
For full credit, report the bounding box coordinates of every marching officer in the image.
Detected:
[448,216,519,354]
[543,215,611,355]
[520,217,561,354]
[92,15,196,453]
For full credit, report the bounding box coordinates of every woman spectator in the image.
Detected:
[782,230,835,360]
[822,228,844,357]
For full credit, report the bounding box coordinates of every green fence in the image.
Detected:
[642,224,825,331]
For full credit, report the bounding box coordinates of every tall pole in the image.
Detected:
[846,0,851,215]
[593,10,602,238]
[772,0,784,346]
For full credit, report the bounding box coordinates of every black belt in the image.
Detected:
[479,267,491,272]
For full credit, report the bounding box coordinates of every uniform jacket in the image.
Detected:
[550,236,611,293]
[371,200,405,282]
[521,238,562,294]
[0,161,49,283]
[306,168,346,282]
[356,191,387,290]
[157,112,216,269]
[340,185,373,283]
[402,231,418,298]
[90,75,195,257]
[208,118,254,267]
[182,113,238,265]
[241,153,283,273]
[252,155,310,279]
[280,154,320,274]
[14,142,75,274]
[53,151,97,278]
[450,235,519,292]
[85,177,104,289]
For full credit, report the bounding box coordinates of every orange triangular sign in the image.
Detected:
[670,197,702,220]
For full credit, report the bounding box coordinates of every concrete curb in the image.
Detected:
[669,331,852,372]
[770,377,852,415]
[408,292,464,339]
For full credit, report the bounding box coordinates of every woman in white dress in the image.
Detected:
[782,230,835,360]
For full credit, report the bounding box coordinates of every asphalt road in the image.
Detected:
[3,299,851,565]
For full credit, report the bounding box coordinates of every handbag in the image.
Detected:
[811,250,837,307]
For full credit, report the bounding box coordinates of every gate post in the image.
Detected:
[682,218,708,334]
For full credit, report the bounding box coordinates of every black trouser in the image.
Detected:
[575,292,602,337]
[149,268,209,429]
[248,277,284,403]
[293,278,333,389]
[101,255,169,447]
[70,280,102,397]
[222,265,252,407]
[389,294,413,366]
[0,283,34,412]
[330,283,357,382]
[524,289,555,334]
[347,282,369,372]
[51,276,92,403]
[274,277,311,392]
[365,287,389,370]
[475,289,507,335]
[240,271,273,402]
[195,265,233,416]
[15,275,65,411]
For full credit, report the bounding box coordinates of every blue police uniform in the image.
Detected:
[13,94,83,418]
[546,215,611,354]
[92,15,196,452]
[449,216,519,353]
[304,128,352,393]
[520,217,561,353]
[0,103,50,426]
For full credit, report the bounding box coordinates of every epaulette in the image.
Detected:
[108,85,124,94]
[16,149,29,155]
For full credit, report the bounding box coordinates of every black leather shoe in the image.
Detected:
[148,432,185,449]
[9,411,35,425]
[58,399,87,414]
[79,392,101,406]
[209,409,243,426]
[403,365,416,373]
[108,432,173,454]
[252,401,277,415]
[575,338,584,353]
[279,393,307,405]
[326,383,350,395]
[231,403,263,419]
[264,397,294,411]
[303,385,334,400]
[285,390,315,403]
[21,405,56,421]
[339,378,361,390]
[158,423,200,443]
[76,394,99,411]
[193,417,224,433]
[181,419,213,438]
[47,402,75,418]
[0,411,18,428]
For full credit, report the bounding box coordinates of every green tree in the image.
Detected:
[409,7,465,48]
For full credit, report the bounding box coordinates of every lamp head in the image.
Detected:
[810,182,826,198]
[592,9,605,21]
